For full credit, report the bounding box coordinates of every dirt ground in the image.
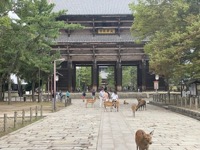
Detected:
[0,101,66,116]
[0,101,68,137]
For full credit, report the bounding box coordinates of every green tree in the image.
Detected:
[0,1,27,102]
[130,0,200,89]
[0,0,82,102]
[122,66,137,91]
[76,67,92,91]
[106,66,115,90]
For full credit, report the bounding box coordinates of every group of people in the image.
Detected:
[99,87,119,108]
[82,89,95,102]
[55,90,70,101]
[56,87,119,107]
[81,87,119,108]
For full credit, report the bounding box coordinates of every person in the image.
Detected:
[66,91,70,98]
[91,89,96,99]
[82,91,86,102]
[111,91,119,109]
[111,91,118,102]
[59,90,62,101]
[104,86,107,91]
[104,90,110,101]
[99,88,105,108]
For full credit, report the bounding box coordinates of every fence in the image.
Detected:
[152,92,200,110]
[0,105,43,136]
[4,93,51,102]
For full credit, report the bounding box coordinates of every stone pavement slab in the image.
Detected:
[0,99,200,150]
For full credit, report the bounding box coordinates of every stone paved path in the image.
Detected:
[0,99,200,150]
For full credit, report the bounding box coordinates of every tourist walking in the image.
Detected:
[82,91,86,102]
[91,89,96,99]
[111,91,118,102]
[66,91,70,98]
[99,88,105,107]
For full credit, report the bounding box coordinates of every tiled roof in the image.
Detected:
[51,0,138,15]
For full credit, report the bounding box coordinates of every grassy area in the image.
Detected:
[0,101,68,137]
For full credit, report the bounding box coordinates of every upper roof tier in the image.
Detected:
[50,0,137,15]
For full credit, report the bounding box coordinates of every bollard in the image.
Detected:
[40,105,43,117]
[184,97,187,108]
[22,110,25,125]
[35,106,38,119]
[4,114,7,132]
[14,111,17,128]
[189,97,192,108]
[195,97,198,110]
[30,107,32,122]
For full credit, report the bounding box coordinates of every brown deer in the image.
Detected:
[135,129,154,150]
[104,101,113,111]
[85,98,96,108]
[136,98,146,111]
[124,100,129,104]
[131,104,137,117]
[113,100,119,112]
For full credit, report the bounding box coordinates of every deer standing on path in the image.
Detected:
[135,129,154,150]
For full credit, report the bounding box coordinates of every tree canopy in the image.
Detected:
[130,0,200,84]
[0,0,81,101]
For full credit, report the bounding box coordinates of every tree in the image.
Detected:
[0,1,26,102]
[0,0,82,102]
[14,0,81,101]
[130,0,200,89]
[106,66,115,90]
[76,67,92,91]
[122,66,137,91]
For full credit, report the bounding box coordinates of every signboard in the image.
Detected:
[56,75,59,81]
[97,29,115,34]
[154,81,159,90]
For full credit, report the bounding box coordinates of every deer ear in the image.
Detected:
[150,130,154,135]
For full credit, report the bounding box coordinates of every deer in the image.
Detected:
[112,100,119,112]
[85,98,96,108]
[131,103,137,117]
[136,98,146,111]
[135,129,154,150]
[124,100,129,104]
[104,101,113,111]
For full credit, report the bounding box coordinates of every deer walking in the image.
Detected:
[135,129,154,150]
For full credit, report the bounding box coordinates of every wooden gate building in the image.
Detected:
[50,0,165,92]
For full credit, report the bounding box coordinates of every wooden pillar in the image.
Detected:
[92,17,95,37]
[118,18,121,36]
[137,62,142,92]
[92,61,98,91]
[72,63,76,92]
[116,61,122,91]
[67,60,73,92]
[141,59,147,91]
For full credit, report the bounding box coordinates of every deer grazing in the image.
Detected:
[136,98,146,111]
[104,101,113,111]
[104,100,119,112]
[124,100,129,104]
[113,100,119,112]
[135,129,154,150]
[85,98,96,108]
[131,104,137,117]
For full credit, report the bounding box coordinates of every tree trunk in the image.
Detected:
[32,81,36,102]
[8,75,12,105]
[17,77,22,97]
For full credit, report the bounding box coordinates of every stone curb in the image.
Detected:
[149,101,200,121]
